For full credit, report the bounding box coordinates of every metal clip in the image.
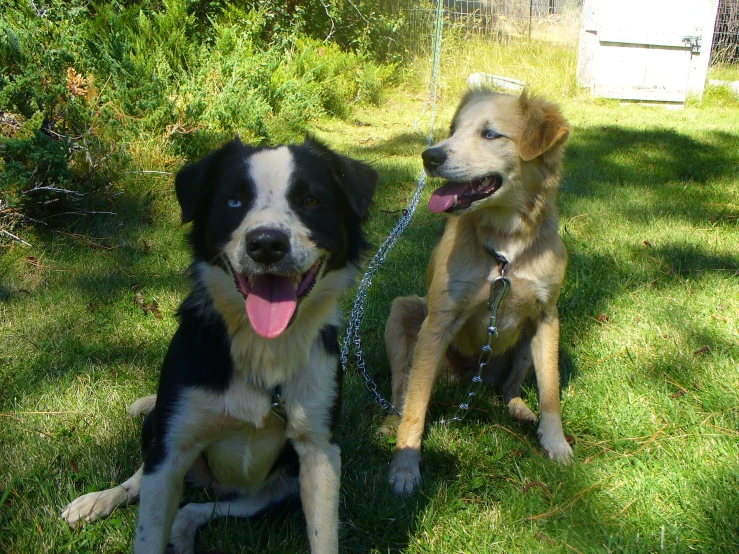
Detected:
[269,386,287,424]
[488,275,511,312]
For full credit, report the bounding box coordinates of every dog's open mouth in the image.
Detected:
[428,174,503,214]
[227,259,323,339]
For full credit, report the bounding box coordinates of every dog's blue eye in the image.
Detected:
[483,129,501,140]
[302,195,319,207]
[227,198,242,208]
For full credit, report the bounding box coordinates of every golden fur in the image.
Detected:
[385,90,573,495]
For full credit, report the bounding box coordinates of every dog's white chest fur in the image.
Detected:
[222,378,273,425]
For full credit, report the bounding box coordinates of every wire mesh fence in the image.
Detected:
[712,0,739,65]
[391,0,739,67]
[390,0,582,54]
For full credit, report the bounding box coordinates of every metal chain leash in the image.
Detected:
[340,0,445,416]
[438,270,510,425]
[339,169,427,416]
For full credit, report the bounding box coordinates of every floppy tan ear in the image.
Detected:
[517,91,570,161]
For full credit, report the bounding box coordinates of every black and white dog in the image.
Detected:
[61,137,378,554]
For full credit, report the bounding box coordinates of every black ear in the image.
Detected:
[332,153,378,220]
[175,155,212,224]
[175,138,245,224]
[305,137,378,220]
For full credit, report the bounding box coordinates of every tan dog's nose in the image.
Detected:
[422,147,447,171]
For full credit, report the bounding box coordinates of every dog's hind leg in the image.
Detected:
[502,340,537,424]
[380,295,427,436]
[61,465,143,527]
[167,475,299,554]
[385,295,427,409]
[62,395,155,527]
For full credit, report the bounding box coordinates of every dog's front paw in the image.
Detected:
[61,491,113,527]
[538,415,573,464]
[388,447,421,495]
[166,507,198,554]
[166,530,196,554]
[165,539,195,554]
[541,436,573,463]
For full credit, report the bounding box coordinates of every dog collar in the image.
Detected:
[486,247,510,277]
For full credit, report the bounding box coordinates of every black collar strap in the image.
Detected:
[487,247,509,276]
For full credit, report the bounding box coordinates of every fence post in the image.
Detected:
[529,0,533,39]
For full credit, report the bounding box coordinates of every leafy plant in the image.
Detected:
[0,0,400,241]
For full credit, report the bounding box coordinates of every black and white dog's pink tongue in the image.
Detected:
[246,275,297,339]
[428,182,470,213]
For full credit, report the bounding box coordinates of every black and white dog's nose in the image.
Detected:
[422,147,447,171]
[245,228,290,265]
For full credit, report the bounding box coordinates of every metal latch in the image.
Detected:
[683,35,701,54]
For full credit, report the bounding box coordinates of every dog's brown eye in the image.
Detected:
[302,195,319,207]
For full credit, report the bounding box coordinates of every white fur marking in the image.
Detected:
[61,466,143,527]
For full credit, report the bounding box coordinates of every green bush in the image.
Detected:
[0,0,399,236]
[0,3,128,222]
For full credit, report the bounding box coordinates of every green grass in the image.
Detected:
[708,63,739,82]
[412,38,584,102]
[2,42,739,553]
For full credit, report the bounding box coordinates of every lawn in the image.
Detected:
[1,42,739,553]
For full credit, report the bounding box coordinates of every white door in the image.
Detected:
[578,0,720,102]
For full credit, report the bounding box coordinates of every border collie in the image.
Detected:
[61,137,378,554]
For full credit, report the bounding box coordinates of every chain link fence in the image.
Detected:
[390,0,739,67]
[389,0,582,54]
[712,0,739,65]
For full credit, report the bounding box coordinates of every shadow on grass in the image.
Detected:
[562,127,739,225]
[0,281,12,301]
[0,183,192,402]
[360,131,429,158]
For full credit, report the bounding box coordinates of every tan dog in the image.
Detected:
[385,89,573,495]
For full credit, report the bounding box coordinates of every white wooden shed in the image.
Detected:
[577,0,721,103]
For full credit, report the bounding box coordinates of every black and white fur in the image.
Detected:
[61,137,378,554]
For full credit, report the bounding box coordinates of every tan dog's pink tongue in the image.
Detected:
[246,275,297,339]
[428,182,470,213]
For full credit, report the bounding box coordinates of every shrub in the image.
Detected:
[1,4,128,226]
[1,0,399,241]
